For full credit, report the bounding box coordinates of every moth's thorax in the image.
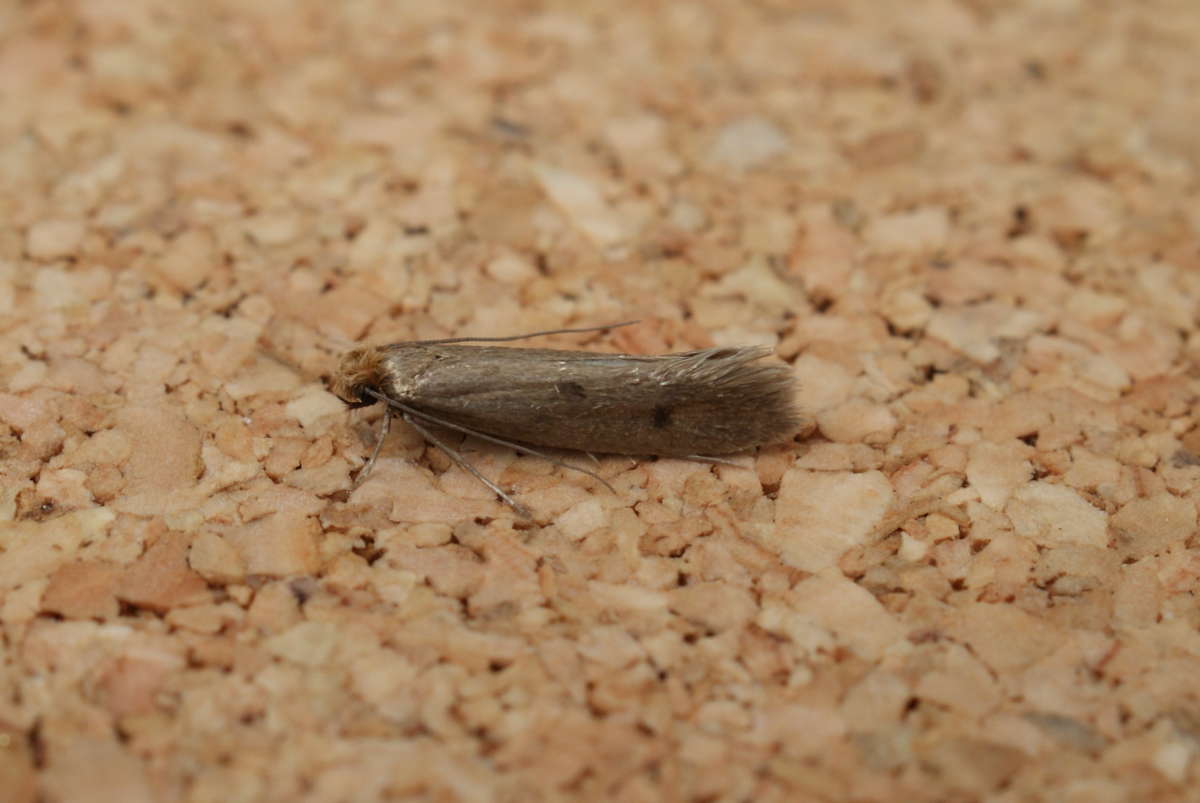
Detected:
[329,347,389,405]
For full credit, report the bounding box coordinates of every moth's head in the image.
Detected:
[329,347,385,409]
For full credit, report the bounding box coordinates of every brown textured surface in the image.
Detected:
[2,1,1200,801]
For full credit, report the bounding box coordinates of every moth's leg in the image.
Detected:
[390,403,617,494]
[685,454,745,468]
[363,388,618,495]
[465,433,616,494]
[402,412,533,519]
[353,410,392,488]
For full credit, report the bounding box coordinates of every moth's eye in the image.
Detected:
[344,384,375,409]
[338,381,369,408]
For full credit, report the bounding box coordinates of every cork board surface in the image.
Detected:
[3,1,1200,801]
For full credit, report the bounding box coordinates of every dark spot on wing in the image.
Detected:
[556,381,587,399]
[652,405,672,428]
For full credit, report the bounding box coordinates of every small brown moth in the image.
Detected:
[329,323,801,516]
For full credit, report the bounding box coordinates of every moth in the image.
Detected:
[329,323,801,516]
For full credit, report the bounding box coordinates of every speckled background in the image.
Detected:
[2,1,1200,801]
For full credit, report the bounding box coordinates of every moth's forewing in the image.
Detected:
[378,345,799,455]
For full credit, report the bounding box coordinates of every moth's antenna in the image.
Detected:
[413,320,638,345]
